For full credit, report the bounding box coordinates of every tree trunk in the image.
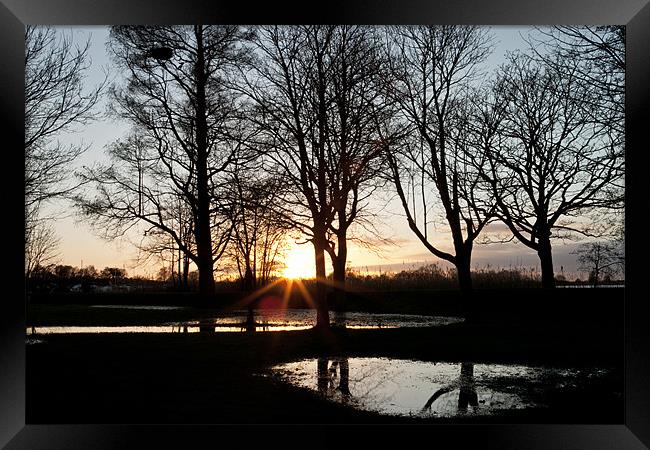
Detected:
[332,257,346,286]
[330,235,347,313]
[338,357,350,396]
[317,357,329,394]
[455,247,474,319]
[182,255,189,291]
[456,255,473,294]
[243,264,254,291]
[458,362,478,410]
[313,238,330,329]
[193,26,215,298]
[538,237,555,289]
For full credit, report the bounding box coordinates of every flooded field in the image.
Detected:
[269,357,616,418]
[89,305,186,311]
[26,308,463,335]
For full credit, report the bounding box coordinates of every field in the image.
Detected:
[25,288,624,424]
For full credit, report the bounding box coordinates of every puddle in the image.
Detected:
[89,305,186,311]
[26,336,45,345]
[26,324,313,334]
[218,309,462,329]
[27,309,462,335]
[29,325,205,334]
[269,358,614,418]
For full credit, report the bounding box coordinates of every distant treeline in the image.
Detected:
[27,264,148,294]
[344,263,623,290]
[27,261,622,295]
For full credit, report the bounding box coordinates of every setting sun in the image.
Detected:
[22,24,627,429]
[282,244,315,279]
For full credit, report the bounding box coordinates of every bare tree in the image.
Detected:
[476,51,624,288]
[239,26,388,327]
[533,26,624,142]
[78,26,250,296]
[574,241,623,287]
[100,266,127,283]
[78,131,233,294]
[25,219,60,280]
[382,26,495,295]
[225,167,290,290]
[533,26,625,215]
[317,27,389,288]
[25,26,104,269]
[135,195,196,290]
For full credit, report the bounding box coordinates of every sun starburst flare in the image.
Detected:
[282,244,315,280]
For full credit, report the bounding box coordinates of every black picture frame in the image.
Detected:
[1,0,648,448]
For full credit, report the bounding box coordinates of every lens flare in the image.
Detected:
[282,244,315,279]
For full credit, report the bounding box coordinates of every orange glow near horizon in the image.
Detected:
[282,244,315,280]
[231,275,316,314]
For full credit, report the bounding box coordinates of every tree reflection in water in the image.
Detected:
[458,362,478,411]
[273,358,613,418]
[199,322,215,333]
[422,362,478,414]
[331,310,347,328]
[317,357,351,401]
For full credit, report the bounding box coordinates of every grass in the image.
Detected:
[27,285,623,325]
[26,325,623,424]
[25,287,624,424]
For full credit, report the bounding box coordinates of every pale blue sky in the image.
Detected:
[41,26,591,279]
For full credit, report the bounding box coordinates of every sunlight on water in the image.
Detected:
[223,309,464,328]
[26,324,314,334]
[28,326,202,334]
[270,358,613,418]
[89,305,186,310]
[26,309,463,335]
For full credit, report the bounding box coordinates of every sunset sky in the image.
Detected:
[41,25,598,280]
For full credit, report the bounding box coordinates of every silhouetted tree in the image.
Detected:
[156,266,173,283]
[53,264,76,280]
[532,26,625,216]
[79,265,98,279]
[25,26,104,271]
[25,220,60,279]
[29,264,57,287]
[100,267,127,283]
[135,195,197,290]
[533,26,624,143]
[239,26,388,327]
[574,241,623,287]
[475,51,624,288]
[383,26,495,295]
[225,167,289,290]
[78,26,250,296]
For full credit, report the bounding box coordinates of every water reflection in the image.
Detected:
[331,311,348,328]
[26,323,312,335]
[271,358,614,418]
[317,357,352,400]
[458,362,478,411]
[25,335,45,345]
[422,362,477,414]
[199,323,215,333]
[26,309,460,335]
[89,305,185,311]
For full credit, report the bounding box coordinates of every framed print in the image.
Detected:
[1,0,648,448]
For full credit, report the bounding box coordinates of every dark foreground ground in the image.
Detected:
[26,288,624,424]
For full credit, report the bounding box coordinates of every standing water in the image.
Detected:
[27,309,463,335]
[269,357,616,418]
